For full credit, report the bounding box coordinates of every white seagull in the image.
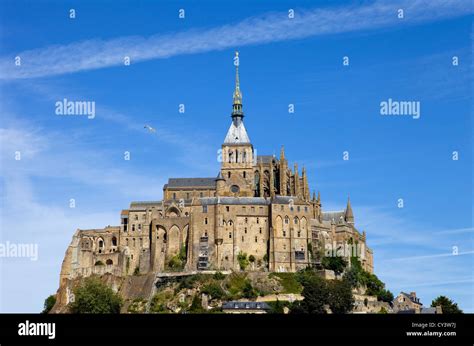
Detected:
[144,124,156,133]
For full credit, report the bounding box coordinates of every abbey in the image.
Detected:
[57,53,373,300]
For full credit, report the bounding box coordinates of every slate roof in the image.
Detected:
[322,211,345,222]
[420,307,437,314]
[400,292,422,305]
[129,201,162,210]
[222,301,270,310]
[164,178,216,189]
[200,197,270,206]
[272,196,305,205]
[256,155,275,164]
[224,121,251,144]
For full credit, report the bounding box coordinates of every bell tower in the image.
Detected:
[220,51,255,197]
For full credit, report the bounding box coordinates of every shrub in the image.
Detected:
[242,281,258,299]
[202,282,226,300]
[127,298,146,314]
[150,289,174,313]
[226,273,251,299]
[270,272,303,294]
[189,295,205,313]
[237,252,249,271]
[213,271,226,280]
[42,294,56,314]
[69,277,122,313]
[167,246,187,271]
[267,300,290,314]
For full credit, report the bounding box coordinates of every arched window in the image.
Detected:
[228,172,231,178]
[106,259,113,266]
[285,216,289,224]
[229,151,233,163]
[112,236,117,246]
[236,150,239,163]
[243,151,247,163]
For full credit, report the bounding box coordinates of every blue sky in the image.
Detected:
[0,0,472,312]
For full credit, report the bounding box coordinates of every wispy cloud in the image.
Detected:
[1,0,471,79]
[384,250,474,262]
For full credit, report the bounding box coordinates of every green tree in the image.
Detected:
[431,296,463,314]
[70,277,122,314]
[321,256,347,276]
[327,280,354,314]
[42,294,56,314]
[377,289,394,304]
[291,273,328,314]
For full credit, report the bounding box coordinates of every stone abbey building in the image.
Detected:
[58,53,373,292]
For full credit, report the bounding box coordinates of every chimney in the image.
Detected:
[436,305,443,314]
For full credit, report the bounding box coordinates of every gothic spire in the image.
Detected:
[345,196,354,224]
[232,51,243,121]
[224,51,250,144]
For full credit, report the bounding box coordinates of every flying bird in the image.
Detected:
[144,124,156,133]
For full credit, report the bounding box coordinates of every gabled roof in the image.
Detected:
[224,121,251,144]
[400,292,422,305]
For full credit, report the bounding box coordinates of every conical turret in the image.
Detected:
[345,196,354,224]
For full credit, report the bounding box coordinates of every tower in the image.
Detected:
[220,51,255,197]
